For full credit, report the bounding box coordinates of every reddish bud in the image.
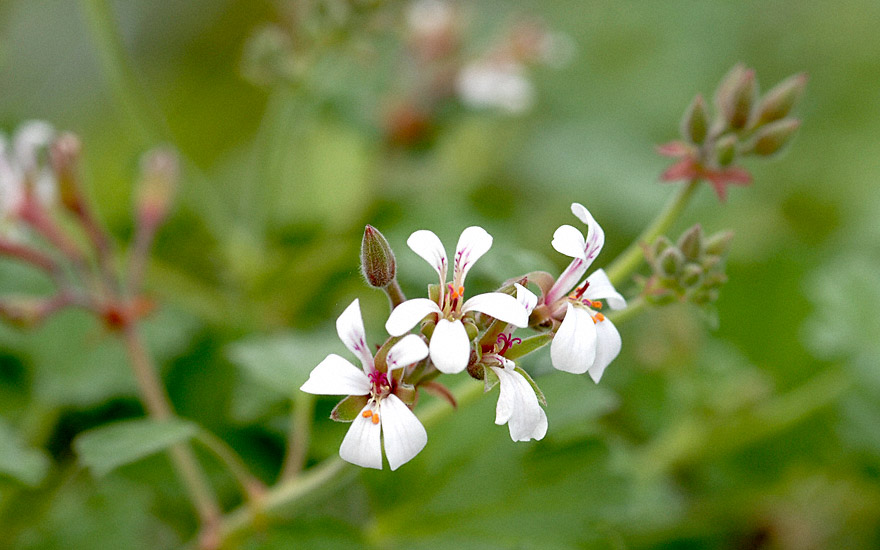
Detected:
[49,133,84,213]
[136,148,178,229]
[715,64,756,130]
[755,73,808,126]
[743,119,801,157]
[360,225,397,288]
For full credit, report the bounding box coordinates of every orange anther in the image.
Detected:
[371,412,380,424]
[362,409,373,418]
[592,301,603,309]
[458,286,464,297]
[595,312,605,322]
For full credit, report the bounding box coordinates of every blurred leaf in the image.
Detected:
[227,331,340,397]
[0,419,50,487]
[73,418,197,477]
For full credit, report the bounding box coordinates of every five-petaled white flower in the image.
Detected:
[385,226,530,374]
[545,203,627,382]
[300,299,430,470]
[0,120,57,223]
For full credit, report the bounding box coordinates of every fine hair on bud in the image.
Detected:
[360,225,397,288]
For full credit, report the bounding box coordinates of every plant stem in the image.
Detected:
[194,429,266,502]
[121,323,222,543]
[604,180,700,287]
[279,393,315,481]
[384,280,407,309]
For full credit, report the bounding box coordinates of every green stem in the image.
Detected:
[606,296,647,326]
[194,429,266,503]
[384,280,407,310]
[121,323,222,541]
[279,393,315,481]
[604,180,700,287]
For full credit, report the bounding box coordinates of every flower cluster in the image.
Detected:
[301,202,626,470]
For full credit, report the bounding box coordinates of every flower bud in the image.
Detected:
[49,133,83,213]
[360,225,397,288]
[650,236,674,259]
[679,263,704,289]
[657,247,684,279]
[704,230,734,256]
[754,73,808,126]
[680,94,709,145]
[743,119,801,157]
[136,148,178,230]
[715,64,756,130]
[714,134,738,167]
[677,224,703,261]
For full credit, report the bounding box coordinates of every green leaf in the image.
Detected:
[227,331,340,396]
[0,419,50,486]
[73,418,198,477]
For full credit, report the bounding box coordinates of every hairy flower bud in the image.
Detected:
[49,133,83,213]
[680,94,709,145]
[658,247,684,279]
[704,230,734,256]
[754,73,808,127]
[715,64,756,130]
[677,224,703,261]
[360,225,397,288]
[136,148,178,230]
[679,263,704,289]
[743,119,801,157]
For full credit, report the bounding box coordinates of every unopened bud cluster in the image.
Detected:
[642,225,733,306]
[659,64,807,200]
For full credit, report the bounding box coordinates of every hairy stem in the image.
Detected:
[604,179,700,287]
[279,393,315,481]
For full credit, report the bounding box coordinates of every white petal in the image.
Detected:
[551,224,587,260]
[588,318,622,384]
[385,298,441,336]
[386,334,429,371]
[339,406,383,469]
[571,203,605,263]
[583,269,627,310]
[407,229,448,284]
[453,226,492,285]
[380,394,428,471]
[335,299,374,373]
[300,354,371,395]
[544,258,587,305]
[490,365,547,442]
[462,292,529,327]
[515,283,538,315]
[13,120,54,172]
[550,304,597,374]
[429,318,471,374]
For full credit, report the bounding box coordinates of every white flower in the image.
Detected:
[456,60,534,114]
[0,120,57,224]
[488,357,547,442]
[385,226,530,374]
[546,203,627,382]
[300,299,429,470]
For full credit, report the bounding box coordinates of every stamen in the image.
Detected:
[595,312,605,322]
[362,409,373,418]
[458,285,464,297]
[371,412,380,425]
[592,301,603,309]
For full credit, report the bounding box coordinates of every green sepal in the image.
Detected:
[331,394,369,422]
[483,365,499,393]
[514,366,547,407]
[504,332,553,361]
[396,384,417,406]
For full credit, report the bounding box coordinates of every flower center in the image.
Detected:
[442,283,465,315]
[567,283,607,324]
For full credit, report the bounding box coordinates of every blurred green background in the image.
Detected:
[2,0,879,548]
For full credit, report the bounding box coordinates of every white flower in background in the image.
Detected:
[0,120,57,223]
[456,60,534,114]
[300,299,429,470]
[407,0,454,39]
[488,357,547,442]
[546,203,627,382]
[385,226,529,374]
